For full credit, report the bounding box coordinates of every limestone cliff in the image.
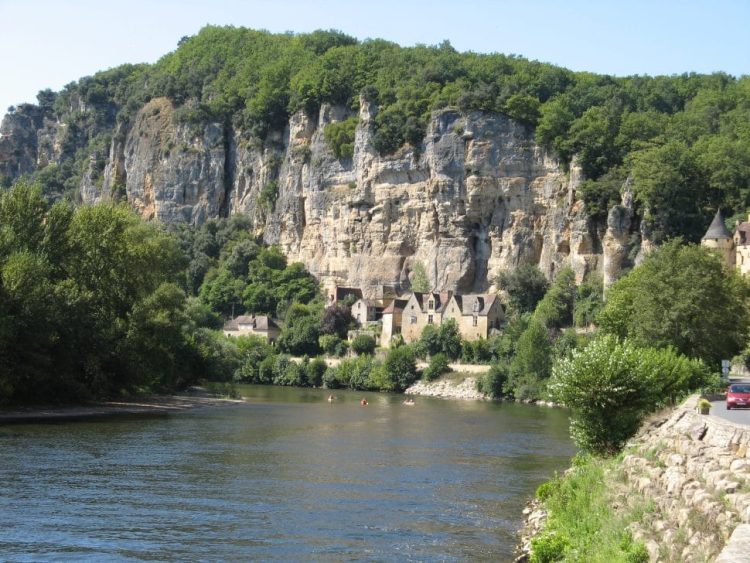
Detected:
[1,97,619,294]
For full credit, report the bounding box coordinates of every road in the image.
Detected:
[710,400,750,425]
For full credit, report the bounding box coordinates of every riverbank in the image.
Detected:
[405,373,487,400]
[517,395,750,562]
[0,389,243,424]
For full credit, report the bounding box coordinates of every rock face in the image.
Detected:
[1,97,609,293]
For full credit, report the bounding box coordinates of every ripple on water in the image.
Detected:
[0,386,573,560]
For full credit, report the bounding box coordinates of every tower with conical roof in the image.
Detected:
[701,209,735,268]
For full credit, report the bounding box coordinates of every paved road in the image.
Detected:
[710,400,750,425]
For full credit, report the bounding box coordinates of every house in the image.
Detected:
[380,298,409,347]
[326,286,363,306]
[701,209,750,276]
[223,315,280,342]
[401,291,453,343]
[351,298,379,324]
[443,294,503,341]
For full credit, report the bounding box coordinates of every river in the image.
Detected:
[0,386,573,561]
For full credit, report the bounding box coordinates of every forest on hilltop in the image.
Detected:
[3,25,749,244]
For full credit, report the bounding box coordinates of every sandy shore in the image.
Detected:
[0,391,243,424]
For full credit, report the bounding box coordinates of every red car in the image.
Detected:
[726,383,750,410]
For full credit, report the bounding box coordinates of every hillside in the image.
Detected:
[1,26,748,292]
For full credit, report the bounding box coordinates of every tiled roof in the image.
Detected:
[451,294,497,316]
[223,315,278,332]
[382,299,409,314]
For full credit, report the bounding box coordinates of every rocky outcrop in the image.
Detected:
[2,97,612,293]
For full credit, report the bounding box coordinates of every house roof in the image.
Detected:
[223,315,278,332]
[703,209,732,240]
[451,294,498,316]
[408,291,452,313]
[382,299,409,314]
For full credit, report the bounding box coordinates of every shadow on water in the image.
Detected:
[0,384,573,561]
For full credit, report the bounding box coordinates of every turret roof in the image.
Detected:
[702,209,732,240]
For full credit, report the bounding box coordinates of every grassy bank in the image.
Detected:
[530,454,650,563]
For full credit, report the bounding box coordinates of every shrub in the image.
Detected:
[423,353,451,382]
[305,357,327,387]
[351,333,376,355]
[323,116,358,160]
[384,346,418,392]
[477,360,509,398]
[530,532,569,563]
[319,334,342,356]
[549,335,712,453]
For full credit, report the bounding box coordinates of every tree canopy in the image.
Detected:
[597,240,750,365]
[6,26,748,245]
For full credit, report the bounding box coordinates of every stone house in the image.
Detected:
[223,315,280,343]
[401,291,453,343]
[442,294,503,341]
[702,210,750,276]
[380,298,409,347]
[351,298,380,324]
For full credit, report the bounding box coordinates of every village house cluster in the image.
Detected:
[222,283,504,347]
[331,285,503,348]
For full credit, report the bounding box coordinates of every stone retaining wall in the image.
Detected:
[617,395,750,561]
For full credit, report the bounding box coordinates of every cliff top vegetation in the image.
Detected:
[3,25,748,244]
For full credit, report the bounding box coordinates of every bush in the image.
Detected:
[351,333,376,355]
[549,335,712,453]
[477,360,509,398]
[423,353,451,382]
[324,117,358,160]
[305,357,327,387]
[329,355,374,390]
[384,346,418,392]
[530,532,569,563]
[319,334,342,356]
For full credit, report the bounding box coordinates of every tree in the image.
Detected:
[437,319,462,360]
[549,335,712,453]
[507,317,553,400]
[534,267,576,329]
[598,240,750,365]
[497,264,549,314]
[411,261,430,292]
[384,346,418,392]
[320,303,355,338]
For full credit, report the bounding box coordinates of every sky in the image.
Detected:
[1,0,749,113]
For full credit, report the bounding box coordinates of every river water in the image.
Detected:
[0,386,573,561]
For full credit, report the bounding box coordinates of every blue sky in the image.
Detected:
[1,0,748,113]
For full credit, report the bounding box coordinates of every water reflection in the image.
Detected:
[0,385,573,560]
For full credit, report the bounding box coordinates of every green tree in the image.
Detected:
[598,240,750,365]
[497,264,549,314]
[550,335,712,453]
[411,262,430,292]
[534,267,576,329]
[384,346,418,392]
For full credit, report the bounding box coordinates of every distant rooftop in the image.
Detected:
[703,209,731,240]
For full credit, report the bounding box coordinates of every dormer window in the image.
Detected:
[428,300,434,310]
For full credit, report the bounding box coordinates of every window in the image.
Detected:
[473,316,478,327]
[428,300,434,310]
[428,314,434,324]
[410,315,417,324]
